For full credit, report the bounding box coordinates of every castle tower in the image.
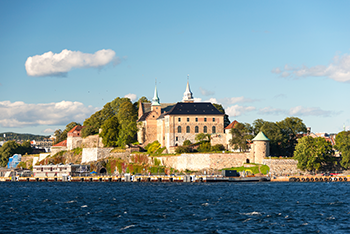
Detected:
[182,75,194,103]
[251,131,270,164]
[151,83,161,116]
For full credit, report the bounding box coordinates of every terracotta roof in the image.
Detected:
[165,102,223,116]
[68,125,84,133]
[52,140,67,147]
[225,120,239,130]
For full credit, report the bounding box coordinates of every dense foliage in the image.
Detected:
[252,117,307,157]
[0,140,33,167]
[293,136,334,171]
[0,132,49,141]
[229,122,253,152]
[335,131,350,169]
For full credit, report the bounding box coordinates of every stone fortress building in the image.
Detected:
[137,79,225,152]
[137,78,270,164]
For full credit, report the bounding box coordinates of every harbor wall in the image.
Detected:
[155,153,251,171]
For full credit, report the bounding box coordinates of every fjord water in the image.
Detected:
[1,182,350,233]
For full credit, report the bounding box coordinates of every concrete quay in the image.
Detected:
[0,175,270,183]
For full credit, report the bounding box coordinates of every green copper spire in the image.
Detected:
[152,80,160,106]
[252,131,270,141]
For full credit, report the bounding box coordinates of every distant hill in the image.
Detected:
[0,132,50,141]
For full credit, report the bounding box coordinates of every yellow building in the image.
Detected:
[137,80,224,152]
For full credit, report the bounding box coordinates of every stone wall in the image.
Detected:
[51,146,67,155]
[81,148,113,163]
[263,159,302,176]
[81,135,103,148]
[155,153,251,171]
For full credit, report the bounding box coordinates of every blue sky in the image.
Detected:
[0,0,349,135]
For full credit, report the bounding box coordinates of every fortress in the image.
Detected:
[137,79,270,164]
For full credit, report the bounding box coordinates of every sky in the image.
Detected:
[0,0,350,136]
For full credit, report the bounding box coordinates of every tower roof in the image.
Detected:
[152,83,160,106]
[182,75,194,102]
[252,131,270,141]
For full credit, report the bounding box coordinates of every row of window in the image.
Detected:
[177,126,216,133]
[178,117,215,122]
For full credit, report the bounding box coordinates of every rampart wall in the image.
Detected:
[155,153,251,171]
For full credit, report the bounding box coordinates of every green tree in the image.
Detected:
[335,131,350,169]
[229,122,253,152]
[252,119,267,135]
[82,102,115,137]
[294,136,334,172]
[100,116,119,147]
[212,103,230,128]
[277,117,307,157]
[260,121,285,156]
[195,133,210,142]
[0,141,33,167]
[134,96,151,111]
[117,100,138,147]
[183,140,192,146]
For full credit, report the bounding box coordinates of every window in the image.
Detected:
[195,126,199,133]
[187,118,190,122]
[204,118,207,122]
[178,118,181,122]
[195,118,198,122]
[177,126,182,133]
[203,126,207,133]
[176,137,178,141]
[186,126,190,133]
[213,118,215,122]
[212,126,216,133]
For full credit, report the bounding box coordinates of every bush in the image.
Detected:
[145,141,161,154]
[198,142,211,152]
[212,144,225,151]
[183,140,192,146]
[175,146,191,154]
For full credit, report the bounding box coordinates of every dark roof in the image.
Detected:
[137,112,152,122]
[138,103,176,122]
[165,102,224,116]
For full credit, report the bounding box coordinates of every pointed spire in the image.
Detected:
[183,74,194,102]
[152,78,160,106]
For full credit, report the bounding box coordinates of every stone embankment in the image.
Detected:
[263,159,302,176]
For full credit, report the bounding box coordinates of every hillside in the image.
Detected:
[0,132,50,141]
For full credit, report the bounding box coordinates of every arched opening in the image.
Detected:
[195,126,199,133]
[212,126,216,133]
[203,126,207,133]
[177,126,182,133]
[246,159,250,163]
[99,168,107,174]
[186,126,190,133]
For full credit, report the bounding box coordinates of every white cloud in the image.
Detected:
[199,87,215,96]
[124,93,137,102]
[25,49,118,77]
[273,54,350,82]
[289,106,333,117]
[271,68,281,74]
[42,128,55,134]
[219,96,257,106]
[258,107,286,115]
[226,105,256,117]
[194,98,203,102]
[0,100,98,128]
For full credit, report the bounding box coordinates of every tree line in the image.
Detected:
[229,117,307,157]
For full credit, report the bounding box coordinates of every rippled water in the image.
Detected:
[1,182,350,233]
